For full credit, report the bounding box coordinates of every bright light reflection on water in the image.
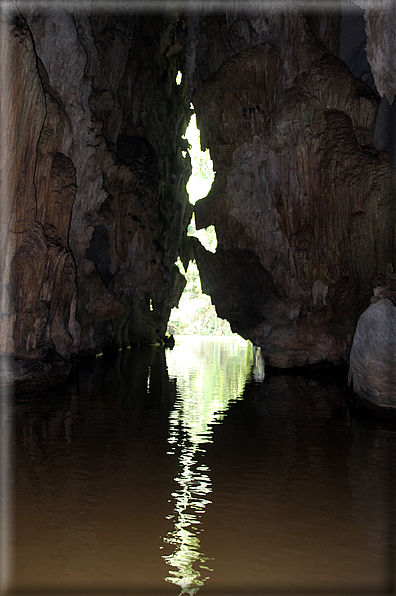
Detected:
[162,336,255,594]
[10,338,395,595]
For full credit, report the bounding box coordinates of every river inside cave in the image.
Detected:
[7,337,396,595]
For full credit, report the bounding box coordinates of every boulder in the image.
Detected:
[349,299,396,410]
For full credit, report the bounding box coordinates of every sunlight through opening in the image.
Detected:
[167,110,240,338]
[184,113,215,207]
[185,111,217,253]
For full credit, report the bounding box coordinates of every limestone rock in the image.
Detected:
[0,13,45,354]
[1,6,192,384]
[352,0,396,104]
[349,299,396,410]
[0,12,78,384]
[2,4,396,388]
[193,11,395,367]
[29,9,192,355]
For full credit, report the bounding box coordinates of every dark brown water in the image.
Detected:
[3,337,396,595]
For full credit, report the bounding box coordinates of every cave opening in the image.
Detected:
[167,107,236,338]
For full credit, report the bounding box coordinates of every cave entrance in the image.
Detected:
[167,107,236,337]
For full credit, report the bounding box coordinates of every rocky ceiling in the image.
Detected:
[0,0,395,383]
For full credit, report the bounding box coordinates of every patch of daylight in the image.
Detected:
[167,110,234,336]
[183,110,217,252]
[188,213,216,254]
[183,112,215,206]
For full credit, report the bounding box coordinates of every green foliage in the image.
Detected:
[168,259,235,336]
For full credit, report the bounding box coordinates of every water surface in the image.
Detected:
[5,337,396,595]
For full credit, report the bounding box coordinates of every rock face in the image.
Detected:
[349,298,396,410]
[28,10,192,356]
[1,4,395,385]
[1,8,191,382]
[0,13,79,374]
[192,10,395,367]
[352,0,396,105]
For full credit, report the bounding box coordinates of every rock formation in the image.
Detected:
[0,2,395,386]
[193,9,395,367]
[0,12,77,384]
[1,7,191,383]
[348,272,396,411]
[349,298,396,411]
[352,0,396,105]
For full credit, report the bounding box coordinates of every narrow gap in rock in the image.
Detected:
[167,110,235,337]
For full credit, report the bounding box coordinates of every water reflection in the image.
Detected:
[10,340,394,593]
[162,337,254,594]
[347,418,396,564]
[162,441,212,595]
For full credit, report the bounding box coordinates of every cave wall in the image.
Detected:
[0,12,79,384]
[1,2,395,382]
[1,6,191,381]
[191,6,396,367]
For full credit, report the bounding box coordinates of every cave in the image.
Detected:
[1,1,395,385]
[1,1,396,592]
